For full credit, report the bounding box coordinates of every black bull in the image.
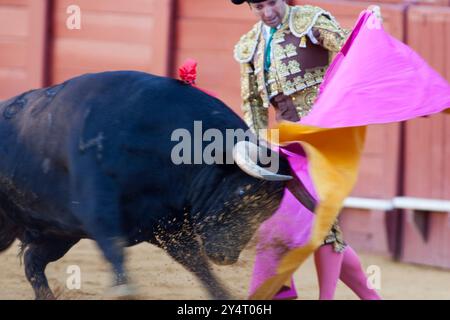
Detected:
[0,71,315,299]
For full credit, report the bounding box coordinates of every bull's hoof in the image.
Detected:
[35,288,57,300]
[35,294,56,300]
[211,289,233,300]
[106,284,139,300]
[214,294,233,300]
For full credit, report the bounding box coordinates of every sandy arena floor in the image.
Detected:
[0,239,449,300]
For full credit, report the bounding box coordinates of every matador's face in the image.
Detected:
[249,0,287,28]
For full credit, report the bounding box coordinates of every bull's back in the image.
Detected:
[0,71,248,234]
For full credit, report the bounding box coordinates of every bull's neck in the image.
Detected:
[187,166,224,223]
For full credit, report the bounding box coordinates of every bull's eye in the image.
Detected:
[238,188,245,197]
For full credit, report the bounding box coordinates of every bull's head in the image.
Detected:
[197,140,316,266]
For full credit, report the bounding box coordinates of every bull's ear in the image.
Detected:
[286,169,317,213]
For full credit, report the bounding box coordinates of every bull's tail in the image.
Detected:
[0,212,19,253]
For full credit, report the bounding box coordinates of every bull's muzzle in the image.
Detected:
[205,247,240,266]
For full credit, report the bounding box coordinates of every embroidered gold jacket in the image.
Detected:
[234,5,350,132]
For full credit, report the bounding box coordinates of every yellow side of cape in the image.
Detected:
[250,122,366,300]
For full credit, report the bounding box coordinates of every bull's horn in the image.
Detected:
[232,141,292,181]
[233,141,317,213]
[286,171,317,213]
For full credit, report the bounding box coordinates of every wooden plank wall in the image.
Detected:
[346,0,450,6]
[172,0,258,116]
[401,5,450,268]
[0,0,48,99]
[50,0,172,84]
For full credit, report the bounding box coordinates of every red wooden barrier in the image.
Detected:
[400,5,450,268]
[346,0,450,6]
[404,6,450,200]
[401,210,450,268]
[294,0,406,39]
[172,0,257,116]
[50,0,173,84]
[0,0,48,99]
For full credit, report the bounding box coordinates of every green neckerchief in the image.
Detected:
[264,27,277,71]
[263,6,291,71]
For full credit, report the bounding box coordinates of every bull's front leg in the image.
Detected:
[158,231,232,300]
[23,238,79,300]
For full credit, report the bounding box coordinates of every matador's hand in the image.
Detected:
[368,5,383,24]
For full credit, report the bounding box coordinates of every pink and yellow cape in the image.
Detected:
[250,10,450,300]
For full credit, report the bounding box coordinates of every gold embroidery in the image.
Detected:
[290,85,319,117]
[268,82,279,99]
[278,66,325,95]
[314,14,344,33]
[291,7,315,35]
[289,5,339,38]
[312,15,351,53]
[288,60,301,75]
[237,5,344,127]
[292,76,305,91]
[304,72,316,86]
[277,62,290,78]
[273,35,285,44]
[300,36,307,48]
[284,43,297,57]
[284,80,296,96]
[254,35,270,108]
[273,44,287,60]
[234,22,262,63]
[304,90,316,106]
[239,63,268,133]
[323,220,346,253]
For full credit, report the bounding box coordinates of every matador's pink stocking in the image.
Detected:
[314,244,381,300]
[339,246,381,300]
[314,244,344,300]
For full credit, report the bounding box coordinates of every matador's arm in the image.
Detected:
[311,15,351,60]
[312,6,383,59]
